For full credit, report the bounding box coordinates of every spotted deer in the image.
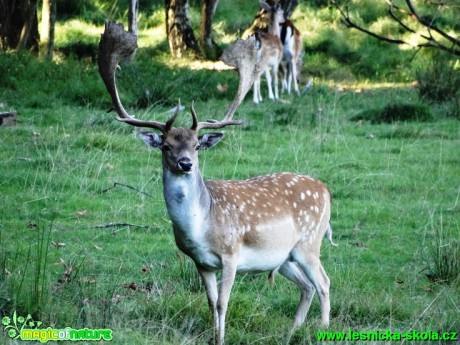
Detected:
[98,22,333,345]
[261,0,303,96]
[252,1,283,104]
[280,17,303,96]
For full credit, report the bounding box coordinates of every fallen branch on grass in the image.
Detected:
[94,222,152,229]
[96,182,152,197]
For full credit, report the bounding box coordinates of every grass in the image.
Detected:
[1,57,459,343]
[1,2,459,343]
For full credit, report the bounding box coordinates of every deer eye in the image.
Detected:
[162,144,171,152]
[195,144,201,151]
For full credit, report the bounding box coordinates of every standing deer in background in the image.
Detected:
[261,0,303,96]
[98,22,332,345]
[280,15,303,95]
[252,2,283,104]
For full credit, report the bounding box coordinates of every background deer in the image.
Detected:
[98,22,332,345]
[280,16,303,96]
[252,1,283,104]
[260,0,303,96]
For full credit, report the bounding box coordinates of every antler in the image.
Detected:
[98,22,258,133]
[98,22,169,132]
[193,37,258,131]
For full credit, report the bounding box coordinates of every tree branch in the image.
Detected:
[405,0,460,47]
[336,4,407,45]
[333,0,460,56]
[387,3,416,34]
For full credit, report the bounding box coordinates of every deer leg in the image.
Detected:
[280,62,288,93]
[253,77,262,104]
[291,58,300,96]
[197,267,218,338]
[292,250,330,326]
[279,260,316,328]
[264,68,275,100]
[273,64,279,100]
[317,262,331,325]
[287,60,294,95]
[217,255,237,345]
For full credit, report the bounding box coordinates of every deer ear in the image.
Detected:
[198,133,224,149]
[140,131,163,149]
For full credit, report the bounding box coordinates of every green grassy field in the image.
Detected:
[1,1,459,344]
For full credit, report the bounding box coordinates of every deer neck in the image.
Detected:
[162,167,212,233]
[268,14,282,38]
[162,167,222,269]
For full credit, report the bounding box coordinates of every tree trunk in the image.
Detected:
[16,0,40,51]
[0,0,39,51]
[39,0,56,60]
[200,0,221,59]
[282,0,299,19]
[165,0,199,57]
[0,0,10,49]
[127,0,139,62]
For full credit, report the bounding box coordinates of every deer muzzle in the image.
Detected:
[177,158,193,173]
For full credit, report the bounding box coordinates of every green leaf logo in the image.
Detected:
[2,311,42,339]
[8,329,17,338]
[2,316,10,326]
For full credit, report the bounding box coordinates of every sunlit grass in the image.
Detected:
[137,27,166,49]
[368,16,401,36]
[213,21,240,45]
[46,0,455,84]
[55,19,102,46]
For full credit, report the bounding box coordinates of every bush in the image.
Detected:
[449,96,460,119]
[350,102,433,123]
[416,54,460,103]
[424,228,460,286]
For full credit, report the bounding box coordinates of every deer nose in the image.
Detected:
[178,158,193,172]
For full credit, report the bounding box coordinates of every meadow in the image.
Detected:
[1,1,459,344]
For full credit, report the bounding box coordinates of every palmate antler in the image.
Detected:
[97,22,257,133]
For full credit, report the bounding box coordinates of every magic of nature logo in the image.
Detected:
[2,310,112,343]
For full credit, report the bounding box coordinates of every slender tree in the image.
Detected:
[0,0,39,51]
[39,0,57,60]
[200,0,221,59]
[165,0,199,57]
[127,0,139,62]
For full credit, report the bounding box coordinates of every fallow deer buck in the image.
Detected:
[98,22,333,345]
